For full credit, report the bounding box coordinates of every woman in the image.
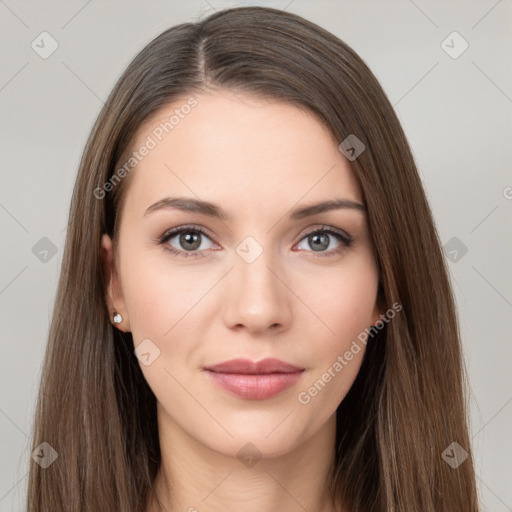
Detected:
[27,6,480,512]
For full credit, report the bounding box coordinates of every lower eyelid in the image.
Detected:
[165,245,207,258]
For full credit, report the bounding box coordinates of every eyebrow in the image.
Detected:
[144,196,366,221]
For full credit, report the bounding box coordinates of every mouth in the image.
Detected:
[202,358,305,400]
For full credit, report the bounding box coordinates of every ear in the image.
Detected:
[100,233,131,332]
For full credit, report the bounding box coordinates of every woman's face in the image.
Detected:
[102,89,382,459]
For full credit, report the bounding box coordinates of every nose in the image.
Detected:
[222,247,292,336]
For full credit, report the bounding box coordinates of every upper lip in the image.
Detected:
[204,358,304,374]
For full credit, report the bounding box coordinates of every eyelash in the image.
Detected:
[155,224,353,259]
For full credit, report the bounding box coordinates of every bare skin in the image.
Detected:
[101,88,383,512]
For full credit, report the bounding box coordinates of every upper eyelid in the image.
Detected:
[161,224,213,241]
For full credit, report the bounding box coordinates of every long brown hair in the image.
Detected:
[27,6,480,511]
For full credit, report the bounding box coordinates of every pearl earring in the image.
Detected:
[113,312,123,324]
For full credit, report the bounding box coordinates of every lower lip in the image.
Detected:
[204,370,304,400]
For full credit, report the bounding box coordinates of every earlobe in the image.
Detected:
[100,233,131,332]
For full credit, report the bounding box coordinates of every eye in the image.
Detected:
[156,224,353,259]
[157,225,218,258]
[294,226,353,258]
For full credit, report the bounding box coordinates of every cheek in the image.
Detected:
[294,256,378,405]
[119,257,209,398]
[300,255,379,350]
[119,247,206,342]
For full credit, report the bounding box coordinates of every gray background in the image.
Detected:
[1,0,511,510]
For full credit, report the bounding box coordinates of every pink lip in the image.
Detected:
[203,358,305,400]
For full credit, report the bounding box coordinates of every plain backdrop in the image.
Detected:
[1,1,511,510]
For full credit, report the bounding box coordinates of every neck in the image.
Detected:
[146,408,341,512]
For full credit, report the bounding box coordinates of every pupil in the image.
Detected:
[180,232,201,250]
[310,233,328,251]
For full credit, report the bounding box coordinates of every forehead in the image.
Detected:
[121,89,363,218]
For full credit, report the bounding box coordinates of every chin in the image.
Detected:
[193,409,317,461]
